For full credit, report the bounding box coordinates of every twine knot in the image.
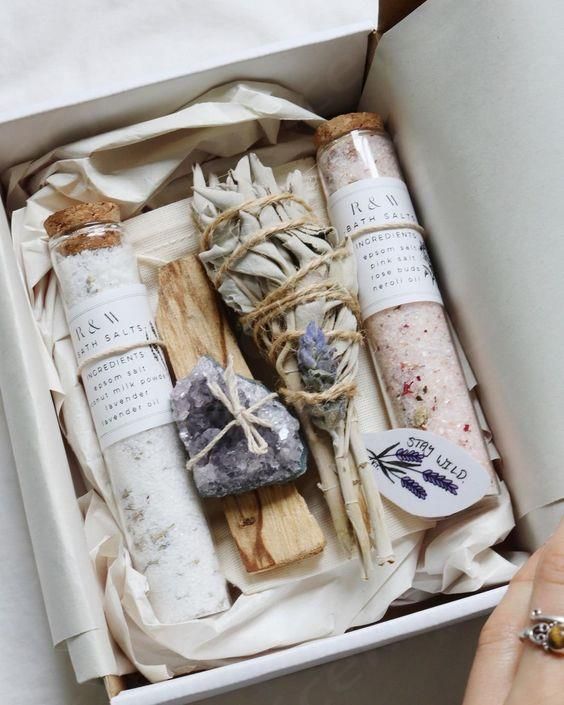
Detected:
[185,356,277,471]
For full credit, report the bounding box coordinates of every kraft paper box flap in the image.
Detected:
[377,0,425,31]
[361,0,564,546]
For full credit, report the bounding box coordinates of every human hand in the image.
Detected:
[462,518,564,705]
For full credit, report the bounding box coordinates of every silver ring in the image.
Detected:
[520,609,564,654]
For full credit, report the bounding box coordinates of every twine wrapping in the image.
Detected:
[349,221,426,240]
[76,339,167,376]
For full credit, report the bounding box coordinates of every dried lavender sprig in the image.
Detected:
[297,321,347,431]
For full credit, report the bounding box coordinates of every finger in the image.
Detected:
[508,518,564,703]
[462,550,542,705]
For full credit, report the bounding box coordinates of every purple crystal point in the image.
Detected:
[171,356,307,497]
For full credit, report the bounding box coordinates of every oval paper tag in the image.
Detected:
[364,429,491,518]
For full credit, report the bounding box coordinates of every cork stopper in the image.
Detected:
[44,201,121,238]
[44,202,122,256]
[314,112,386,149]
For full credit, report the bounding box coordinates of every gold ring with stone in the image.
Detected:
[520,609,564,653]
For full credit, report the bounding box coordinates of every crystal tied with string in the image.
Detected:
[171,356,307,498]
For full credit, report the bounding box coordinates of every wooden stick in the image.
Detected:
[281,370,355,555]
[331,422,373,578]
[350,422,394,564]
[156,255,325,573]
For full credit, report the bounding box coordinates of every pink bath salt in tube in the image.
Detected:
[315,113,495,483]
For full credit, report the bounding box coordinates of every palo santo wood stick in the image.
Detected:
[156,255,325,573]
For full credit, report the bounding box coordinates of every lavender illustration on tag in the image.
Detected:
[400,475,427,499]
[368,442,459,501]
[421,469,458,495]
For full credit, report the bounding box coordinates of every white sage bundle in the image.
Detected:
[192,154,394,575]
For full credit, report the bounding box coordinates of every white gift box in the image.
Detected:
[0,1,521,703]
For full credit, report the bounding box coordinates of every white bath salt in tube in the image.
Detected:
[315,114,496,483]
[45,202,230,623]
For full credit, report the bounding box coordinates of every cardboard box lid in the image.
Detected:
[0,0,429,174]
[0,21,373,173]
[2,0,430,127]
[1,0,382,125]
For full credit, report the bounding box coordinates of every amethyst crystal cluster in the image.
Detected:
[171,356,307,497]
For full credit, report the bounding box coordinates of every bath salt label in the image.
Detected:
[67,284,173,449]
[364,429,491,518]
[328,177,443,319]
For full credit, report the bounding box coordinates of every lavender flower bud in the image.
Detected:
[297,321,346,430]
